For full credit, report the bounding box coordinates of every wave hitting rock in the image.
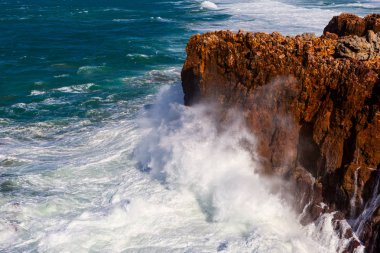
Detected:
[182,13,380,253]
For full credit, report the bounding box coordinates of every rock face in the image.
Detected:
[182,13,380,253]
[336,30,380,60]
[324,13,380,36]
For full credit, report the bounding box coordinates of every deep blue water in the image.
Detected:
[0,0,379,252]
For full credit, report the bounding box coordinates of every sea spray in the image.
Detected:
[0,83,363,252]
[134,84,347,252]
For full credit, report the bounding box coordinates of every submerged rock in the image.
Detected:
[182,13,380,253]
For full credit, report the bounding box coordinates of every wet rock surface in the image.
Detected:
[182,13,380,253]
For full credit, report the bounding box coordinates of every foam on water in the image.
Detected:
[0,84,347,252]
[193,0,338,34]
[54,83,96,94]
[77,66,105,75]
[126,53,151,59]
[29,90,46,96]
[53,74,69,78]
[192,0,380,35]
[201,1,219,10]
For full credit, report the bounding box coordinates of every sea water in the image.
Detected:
[0,0,379,252]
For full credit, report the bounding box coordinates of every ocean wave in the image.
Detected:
[0,82,359,252]
[54,83,95,93]
[200,1,218,10]
[0,118,10,125]
[146,67,181,83]
[11,103,28,109]
[40,97,68,105]
[112,18,135,23]
[29,90,46,96]
[103,8,125,12]
[330,1,380,9]
[53,74,69,78]
[192,0,338,35]
[51,63,74,69]
[150,16,173,22]
[133,84,348,252]
[0,157,26,168]
[126,53,151,59]
[77,65,105,75]
[76,10,89,14]
[122,67,180,86]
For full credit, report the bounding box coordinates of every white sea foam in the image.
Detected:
[0,84,348,252]
[41,97,68,105]
[150,16,173,22]
[11,103,28,109]
[29,90,46,96]
[0,118,10,125]
[122,67,180,86]
[306,213,365,253]
[53,74,69,78]
[133,85,344,252]
[103,8,126,12]
[126,53,151,59]
[77,65,104,75]
[201,1,219,10]
[333,2,380,9]
[193,0,339,35]
[54,83,95,93]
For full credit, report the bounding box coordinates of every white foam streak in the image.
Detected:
[77,65,104,75]
[54,83,95,93]
[29,90,46,96]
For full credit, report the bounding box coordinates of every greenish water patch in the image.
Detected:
[0,180,18,192]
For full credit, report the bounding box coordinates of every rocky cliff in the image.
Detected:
[182,13,380,253]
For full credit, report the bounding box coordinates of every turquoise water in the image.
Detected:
[0,1,379,252]
[0,0,191,122]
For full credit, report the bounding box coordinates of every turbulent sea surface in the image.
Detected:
[0,0,379,252]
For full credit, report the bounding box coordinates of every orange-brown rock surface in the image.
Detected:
[324,13,380,36]
[182,13,380,253]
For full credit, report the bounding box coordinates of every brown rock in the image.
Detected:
[364,14,380,33]
[336,31,380,60]
[323,13,366,37]
[323,13,380,38]
[181,14,380,253]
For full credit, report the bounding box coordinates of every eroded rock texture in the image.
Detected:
[324,13,380,37]
[182,13,380,253]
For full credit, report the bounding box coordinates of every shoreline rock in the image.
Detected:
[182,13,380,252]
